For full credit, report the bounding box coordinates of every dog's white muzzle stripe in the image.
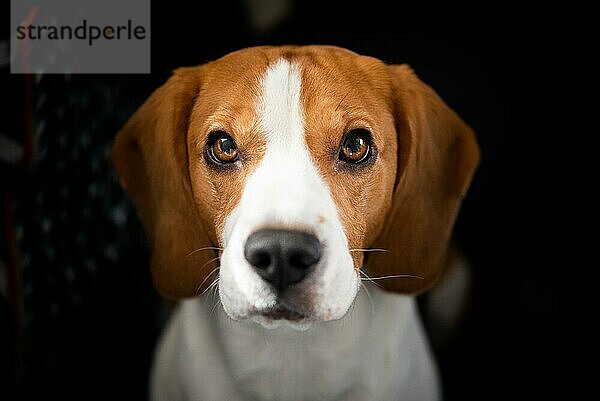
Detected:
[217,59,358,327]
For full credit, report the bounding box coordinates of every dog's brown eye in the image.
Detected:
[208,131,239,164]
[339,129,371,163]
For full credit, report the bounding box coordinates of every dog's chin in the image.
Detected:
[248,300,357,331]
[224,303,357,331]
[218,278,359,331]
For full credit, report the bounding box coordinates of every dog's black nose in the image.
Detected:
[244,229,321,292]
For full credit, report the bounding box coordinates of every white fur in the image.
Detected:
[150,59,441,401]
[151,285,440,401]
[218,59,357,329]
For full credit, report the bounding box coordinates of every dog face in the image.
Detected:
[112,46,479,329]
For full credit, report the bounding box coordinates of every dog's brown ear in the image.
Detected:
[112,66,217,299]
[367,65,480,294]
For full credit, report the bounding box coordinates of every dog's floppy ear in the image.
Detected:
[112,66,216,299]
[367,65,480,294]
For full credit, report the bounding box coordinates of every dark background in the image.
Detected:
[1,1,594,400]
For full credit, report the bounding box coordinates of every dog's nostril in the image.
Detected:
[244,229,321,292]
[289,250,319,270]
[249,251,271,270]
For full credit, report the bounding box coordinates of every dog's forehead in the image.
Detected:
[197,45,392,120]
[208,45,380,77]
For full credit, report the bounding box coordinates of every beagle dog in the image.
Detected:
[112,45,479,401]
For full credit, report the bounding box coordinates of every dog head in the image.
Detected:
[112,45,479,329]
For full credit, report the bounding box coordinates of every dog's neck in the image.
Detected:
[151,284,440,401]
[209,285,439,401]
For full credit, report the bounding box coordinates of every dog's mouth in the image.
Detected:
[249,303,313,330]
[260,306,306,321]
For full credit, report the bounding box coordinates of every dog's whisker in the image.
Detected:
[199,256,221,271]
[348,248,390,253]
[209,280,220,302]
[361,273,424,281]
[194,265,220,296]
[187,246,224,257]
[200,276,220,296]
[359,281,376,315]
[203,279,221,317]
[210,292,222,316]
[357,269,382,289]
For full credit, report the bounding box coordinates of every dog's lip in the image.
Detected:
[259,306,307,321]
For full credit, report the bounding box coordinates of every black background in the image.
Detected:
[1,1,594,400]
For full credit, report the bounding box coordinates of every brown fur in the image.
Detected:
[112,45,479,299]
[366,65,480,293]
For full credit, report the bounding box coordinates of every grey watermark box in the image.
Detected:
[11,0,150,74]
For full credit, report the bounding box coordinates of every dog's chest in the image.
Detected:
[151,286,440,401]
[216,311,366,400]
[211,287,435,401]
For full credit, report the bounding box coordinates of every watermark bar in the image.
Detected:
[11,0,150,74]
